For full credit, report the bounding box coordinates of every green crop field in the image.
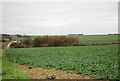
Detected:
[0,42,3,45]
[6,45,119,79]
[0,42,6,45]
[11,37,23,41]
[69,35,119,43]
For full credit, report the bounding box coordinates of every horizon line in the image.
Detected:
[0,33,119,36]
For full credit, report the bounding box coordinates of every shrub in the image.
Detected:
[23,35,30,38]
[33,38,41,47]
[10,42,26,48]
[21,37,33,46]
[0,39,7,42]
[33,36,79,47]
[15,34,23,37]
[28,66,33,69]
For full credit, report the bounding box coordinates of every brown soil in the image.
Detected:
[0,45,2,50]
[17,65,93,79]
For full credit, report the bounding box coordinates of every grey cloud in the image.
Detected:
[2,2,118,35]
[2,0,119,2]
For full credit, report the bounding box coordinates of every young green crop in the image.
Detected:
[68,35,119,43]
[6,45,119,79]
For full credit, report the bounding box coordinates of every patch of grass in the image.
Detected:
[0,42,6,45]
[2,50,31,79]
[68,35,119,43]
[11,37,23,41]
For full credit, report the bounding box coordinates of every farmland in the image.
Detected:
[2,1,119,80]
[69,35,119,43]
[6,44,119,79]
[2,35,119,43]
[31,35,119,43]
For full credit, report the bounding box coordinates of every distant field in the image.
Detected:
[6,45,119,79]
[7,36,39,41]
[69,35,119,43]
[0,42,6,45]
[11,37,23,41]
[0,42,2,45]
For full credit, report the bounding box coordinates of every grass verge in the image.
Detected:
[2,50,31,79]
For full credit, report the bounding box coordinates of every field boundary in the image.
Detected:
[79,42,120,46]
[1,42,120,49]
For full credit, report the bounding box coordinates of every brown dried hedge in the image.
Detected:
[33,36,79,47]
[10,36,79,48]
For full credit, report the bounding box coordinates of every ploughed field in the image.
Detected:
[6,45,119,79]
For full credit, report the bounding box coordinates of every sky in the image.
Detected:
[1,0,118,35]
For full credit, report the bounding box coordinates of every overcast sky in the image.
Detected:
[2,1,118,35]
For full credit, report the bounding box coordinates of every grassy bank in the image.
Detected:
[2,50,31,79]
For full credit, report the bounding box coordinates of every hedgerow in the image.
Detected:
[11,36,79,48]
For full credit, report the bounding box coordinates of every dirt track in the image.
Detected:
[18,65,93,79]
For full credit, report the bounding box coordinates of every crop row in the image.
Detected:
[6,45,119,79]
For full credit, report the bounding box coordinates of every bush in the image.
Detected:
[28,66,33,69]
[15,34,23,37]
[0,39,7,42]
[33,36,79,47]
[21,37,33,46]
[10,42,26,48]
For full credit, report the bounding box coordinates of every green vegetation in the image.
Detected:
[10,35,120,48]
[0,42,7,45]
[1,34,119,43]
[6,45,119,79]
[0,42,4,45]
[2,50,31,79]
[11,37,23,41]
[0,50,2,80]
[31,35,119,43]
[33,36,79,47]
[11,36,79,48]
[69,35,119,43]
